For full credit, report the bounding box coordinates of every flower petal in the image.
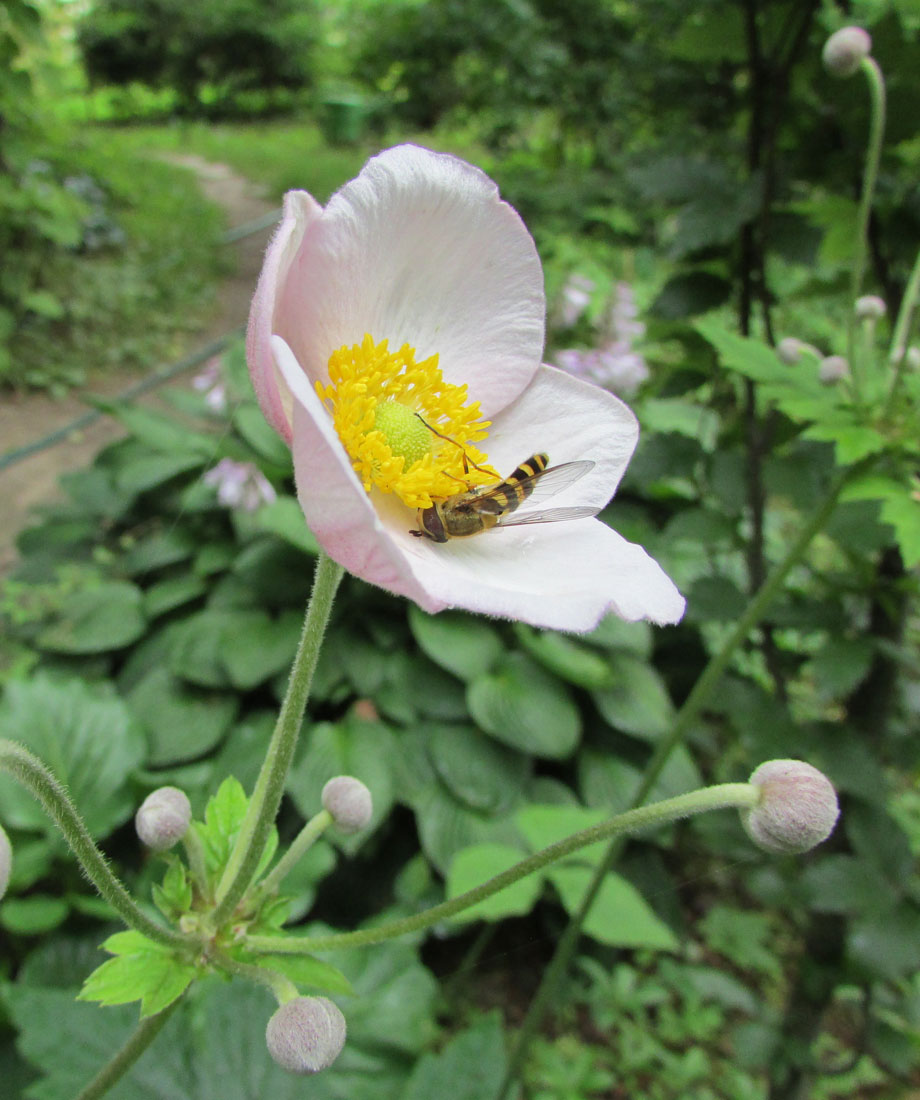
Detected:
[247,190,323,441]
[272,145,544,417]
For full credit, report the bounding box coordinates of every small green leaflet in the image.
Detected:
[193,776,278,883]
[78,931,197,1018]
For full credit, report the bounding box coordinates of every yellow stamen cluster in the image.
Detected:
[316,335,498,509]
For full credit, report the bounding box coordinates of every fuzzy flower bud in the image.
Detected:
[741,760,839,854]
[776,337,804,365]
[0,825,11,900]
[854,295,886,320]
[321,776,373,834]
[135,787,192,852]
[266,996,346,1074]
[822,27,872,78]
[819,354,850,383]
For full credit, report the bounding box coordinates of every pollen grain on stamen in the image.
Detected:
[316,334,498,508]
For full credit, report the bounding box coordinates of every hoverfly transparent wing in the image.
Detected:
[494,505,600,528]
[466,459,596,515]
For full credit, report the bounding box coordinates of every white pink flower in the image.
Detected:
[204,458,277,512]
[246,145,684,632]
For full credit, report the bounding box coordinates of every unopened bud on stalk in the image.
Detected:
[741,760,839,854]
[819,355,850,383]
[0,825,11,900]
[854,295,886,320]
[266,996,346,1075]
[777,337,804,365]
[822,27,872,78]
[135,787,192,851]
[321,776,373,834]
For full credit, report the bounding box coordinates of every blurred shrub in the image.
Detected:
[77,0,319,116]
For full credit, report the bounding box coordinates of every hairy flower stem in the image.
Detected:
[212,552,343,926]
[497,460,862,1099]
[0,741,190,950]
[848,56,887,383]
[244,784,760,956]
[884,247,920,415]
[257,809,333,899]
[72,998,183,1100]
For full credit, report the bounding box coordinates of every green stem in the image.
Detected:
[497,459,863,1099]
[0,741,190,950]
[257,809,332,899]
[244,784,759,955]
[847,55,886,380]
[884,246,920,415]
[212,553,343,925]
[182,828,211,903]
[73,998,182,1100]
[216,953,299,1004]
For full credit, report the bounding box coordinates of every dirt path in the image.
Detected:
[0,156,278,572]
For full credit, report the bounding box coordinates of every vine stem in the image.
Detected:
[211,552,343,926]
[244,784,760,956]
[0,741,191,950]
[847,55,887,382]
[496,459,865,1099]
[73,998,182,1100]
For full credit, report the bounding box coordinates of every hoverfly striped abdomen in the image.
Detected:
[474,452,549,516]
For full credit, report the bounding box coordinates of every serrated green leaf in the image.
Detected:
[467,653,581,759]
[547,865,678,950]
[446,843,541,922]
[408,606,504,681]
[79,933,196,1017]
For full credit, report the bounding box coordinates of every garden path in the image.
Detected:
[0,156,277,572]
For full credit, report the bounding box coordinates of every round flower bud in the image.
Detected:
[0,825,12,901]
[854,294,886,320]
[741,760,839,854]
[135,787,192,852]
[819,354,850,383]
[321,776,373,834]
[776,337,803,365]
[822,27,871,78]
[266,996,346,1075]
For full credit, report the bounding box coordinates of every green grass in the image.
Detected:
[13,129,226,391]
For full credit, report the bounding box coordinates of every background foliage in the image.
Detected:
[1,0,919,1098]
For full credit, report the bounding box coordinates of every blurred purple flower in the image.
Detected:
[204,458,277,512]
[555,281,649,396]
[193,357,228,413]
[557,273,595,328]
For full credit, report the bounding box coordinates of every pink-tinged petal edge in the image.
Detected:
[247,190,323,442]
[274,338,685,632]
[267,145,545,419]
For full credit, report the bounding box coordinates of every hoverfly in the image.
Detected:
[410,452,598,543]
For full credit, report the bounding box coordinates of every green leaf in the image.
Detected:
[125,666,237,765]
[0,896,69,934]
[0,676,145,838]
[803,420,888,464]
[547,865,678,950]
[593,654,674,740]
[409,780,522,875]
[467,653,581,758]
[233,403,294,467]
[218,610,302,690]
[513,625,616,689]
[251,495,319,556]
[698,906,780,976]
[78,931,196,1017]
[95,401,213,456]
[695,318,788,385]
[404,1013,507,1100]
[850,903,920,982]
[143,574,208,618]
[446,843,541,922]
[36,581,146,653]
[426,723,529,814]
[250,954,354,996]
[195,777,250,873]
[515,803,609,866]
[651,272,730,319]
[408,606,504,681]
[152,861,193,921]
[115,451,207,494]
